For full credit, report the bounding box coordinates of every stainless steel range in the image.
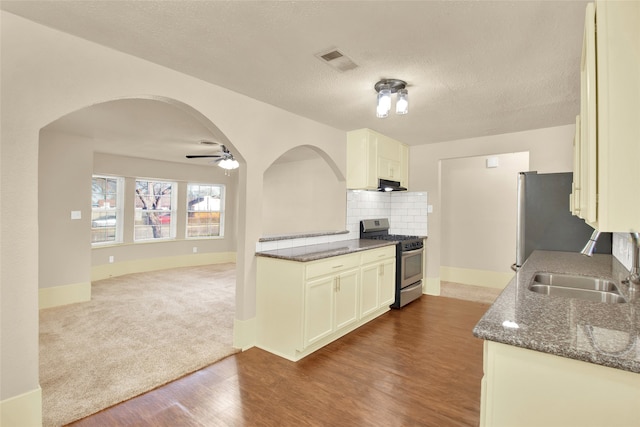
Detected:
[360,218,424,308]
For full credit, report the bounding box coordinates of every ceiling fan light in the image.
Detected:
[218,157,240,170]
[396,88,409,115]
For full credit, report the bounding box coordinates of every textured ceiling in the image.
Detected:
[2,0,588,162]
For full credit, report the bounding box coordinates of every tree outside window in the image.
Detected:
[91,175,123,245]
[135,179,176,241]
[187,183,224,238]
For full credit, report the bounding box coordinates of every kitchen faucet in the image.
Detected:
[580,230,601,256]
[581,230,640,291]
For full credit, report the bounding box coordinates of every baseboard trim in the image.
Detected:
[0,386,42,427]
[440,266,513,289]
[91,252,236,281]
[424,276,441,296]
[233,317,256,351]
[39,282,91,309]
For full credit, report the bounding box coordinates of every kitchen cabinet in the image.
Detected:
[480,341,640,427]
[256,246,395,361]
[304,267,359,347]
[571,0,640,232]
[347,128,409,190]
[359,246,396,317]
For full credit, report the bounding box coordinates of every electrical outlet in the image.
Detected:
[193,247,198,254]
[109,256,114,263]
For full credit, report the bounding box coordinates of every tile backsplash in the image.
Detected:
[612,232,634,271]
[346,190,428,237]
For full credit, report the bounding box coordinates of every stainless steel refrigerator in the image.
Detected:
[514,171,611,269]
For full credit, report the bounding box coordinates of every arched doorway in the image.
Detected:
[37,96,242,425]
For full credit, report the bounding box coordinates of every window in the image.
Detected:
[187,183,224,238]
[91,175,123,245]
[134,179,176,241]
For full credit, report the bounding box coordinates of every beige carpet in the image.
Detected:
[39,263,238,427]
[440,281,503,304]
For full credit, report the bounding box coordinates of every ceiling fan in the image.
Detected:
[186,144,239,170]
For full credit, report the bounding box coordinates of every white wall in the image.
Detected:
[262,148,346,236]
[1,11,346,408]
[440,152,529,286]
[39,130,94,290]
[409,125,574,293]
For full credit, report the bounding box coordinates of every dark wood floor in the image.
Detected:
[69,295,489,427]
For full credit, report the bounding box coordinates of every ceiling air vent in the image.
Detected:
[315,48,358,72]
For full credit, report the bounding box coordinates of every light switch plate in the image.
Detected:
[71,210,82,220]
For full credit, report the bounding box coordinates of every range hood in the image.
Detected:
[377,179,407,192]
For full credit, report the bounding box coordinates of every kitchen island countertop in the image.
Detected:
[473,250,640,373]
[255,239,397,262]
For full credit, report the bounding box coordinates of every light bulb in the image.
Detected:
[396,88,408,115]
[376,84,391,118]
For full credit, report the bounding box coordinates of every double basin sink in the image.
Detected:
[528,272,627,304]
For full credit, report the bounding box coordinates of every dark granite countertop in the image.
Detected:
[473,250,640,374]
[255,239,397,262]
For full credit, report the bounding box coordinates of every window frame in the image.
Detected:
[186,183,225,239]
[91,175,124,246]
[133,178,177,242]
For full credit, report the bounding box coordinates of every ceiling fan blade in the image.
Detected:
[186,154,222,158]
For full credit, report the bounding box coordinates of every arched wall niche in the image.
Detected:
[262,145,346,235]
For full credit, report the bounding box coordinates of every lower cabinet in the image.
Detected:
[304,268,359,348]
[256,245,396,361]
[480,341,640,427]
[360,250,395,318]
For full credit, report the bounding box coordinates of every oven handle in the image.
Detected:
[402,248,424,256]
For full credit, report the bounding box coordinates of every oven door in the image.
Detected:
[401,247,424,288]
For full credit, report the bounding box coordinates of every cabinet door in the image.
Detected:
[378,258,396,308]
[334,269,359,330]
[378,157,401,181]
[571,115,581,216]
[579,2,597,224]
[377,135,401,181]
[303,276,335,348]
[360,263,379,318]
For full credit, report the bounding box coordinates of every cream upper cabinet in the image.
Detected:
[572,0,640,232]
[570,116,581,216]
[347,128,409,190]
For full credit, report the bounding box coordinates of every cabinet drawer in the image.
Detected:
[360,246,396,264]
[306,253,360,280]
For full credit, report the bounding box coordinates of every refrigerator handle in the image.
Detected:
[515,172,526,268]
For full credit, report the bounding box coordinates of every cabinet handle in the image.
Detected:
[332,264,344,269]
[379,265,384,275]
[336,276,341,292]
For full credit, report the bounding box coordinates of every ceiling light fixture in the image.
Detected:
[218,157,239,170]
[374,79,408,118]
